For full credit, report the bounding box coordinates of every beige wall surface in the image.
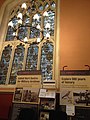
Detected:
[60,0,90,70]
[0,0,5,7]
[0,0,90,70]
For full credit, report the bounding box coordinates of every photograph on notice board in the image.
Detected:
[13,87,23,102]
[60,90,73,105]
[39,89,47,98]
[22,88,39,103]
[73,90,90,106]
[39,88,56,98]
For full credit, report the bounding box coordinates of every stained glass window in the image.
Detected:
[0,0,57,85]
[41,42,54,80]
[6,26,15,41]
[6,0,56,42]
[0,45,12,84]
[18,26,28,40]
[26,44,38,70]
[9,44,25,84]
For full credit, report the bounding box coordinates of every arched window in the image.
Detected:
[6,0,55,42]
[0,0,60,89]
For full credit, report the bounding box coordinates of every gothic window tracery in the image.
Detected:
[0,0,57,85]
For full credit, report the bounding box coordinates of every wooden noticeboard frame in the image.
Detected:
[60,70,90,106]
[13,70,42,104]
[11,70,42,120]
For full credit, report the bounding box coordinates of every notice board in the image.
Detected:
[60,70,90,106]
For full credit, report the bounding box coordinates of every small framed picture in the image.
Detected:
[13,87,23,102]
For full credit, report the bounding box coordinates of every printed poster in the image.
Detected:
[60,75,90,106]
[13,87,39,104]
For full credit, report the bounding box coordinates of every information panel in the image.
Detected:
[16,70,42,88]
[60,70,90,106]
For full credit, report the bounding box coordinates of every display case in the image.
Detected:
[39,89,56,120]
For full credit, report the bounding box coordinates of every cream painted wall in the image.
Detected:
[0,0,6,7]
[60,0,90,70]
[0,0,90,70]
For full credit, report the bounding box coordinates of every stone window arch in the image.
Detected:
[0,0,60,89]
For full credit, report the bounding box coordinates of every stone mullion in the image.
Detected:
[54,0,60,90]
[37,45,41,70]
[51,43,55,80]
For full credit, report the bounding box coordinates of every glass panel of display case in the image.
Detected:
[40,112,49,120]
[40,98,55,110]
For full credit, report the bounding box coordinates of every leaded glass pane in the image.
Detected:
[30,27,40,38]
[39,4,44,11]
[18,27,28,40]
[26,44,38,70]
[6,26,15,41]
[51,1,56,8]
[12,17,18,26]
[23,14,30,25]
[9,44,25,84]
[30,14,41,38]
[41,42,53,80]
[30,1,36,12]
[44,10,55,36]
[45,3,49,9]
[27,7,31,13]
[6,0,56,42]
[0,45,12,84]
[6,17,18,41]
